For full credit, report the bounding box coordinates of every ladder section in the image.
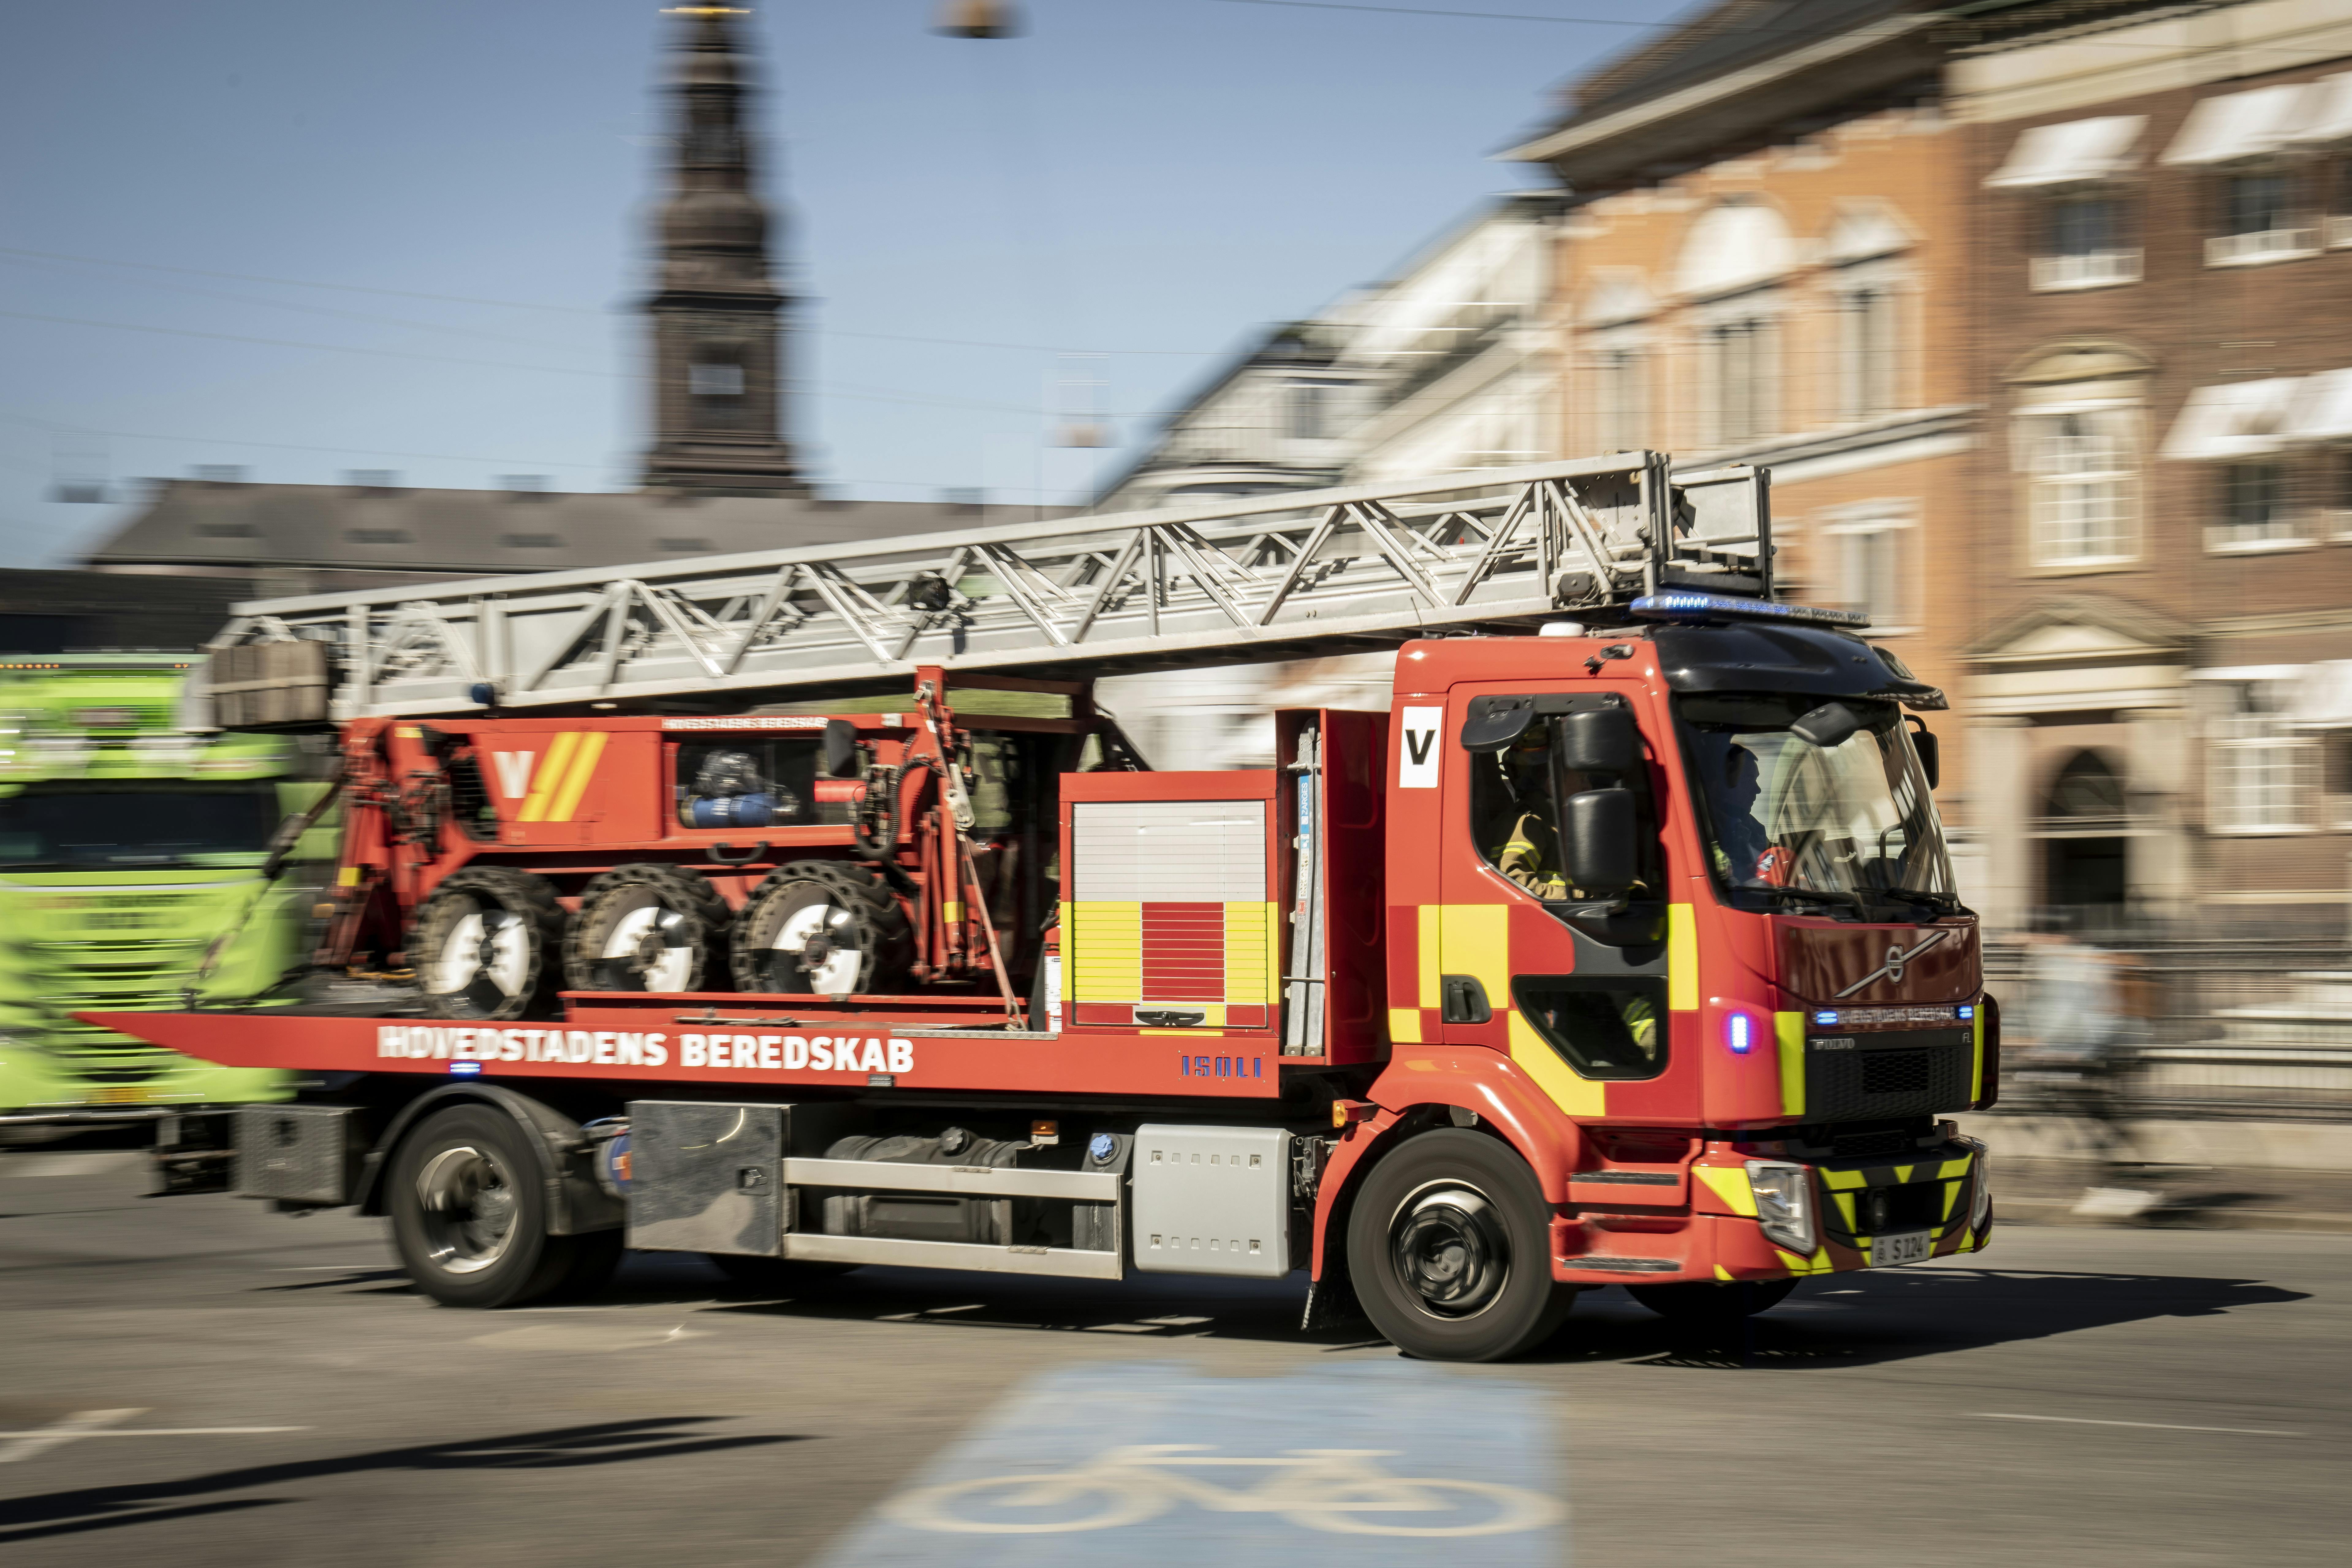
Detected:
[207,453,1770,720]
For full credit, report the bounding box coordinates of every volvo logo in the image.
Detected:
[1834,930,1951,998]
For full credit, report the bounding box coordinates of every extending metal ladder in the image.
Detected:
[204,452,1771,720]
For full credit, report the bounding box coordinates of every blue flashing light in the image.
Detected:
[1727,1013,1753,1055]
[1956,1004,1975,1021]
[449,1061,483,1076]
[1813,1009,1840,1027]
[1630,592,1870,629]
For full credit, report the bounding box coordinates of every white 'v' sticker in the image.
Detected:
[1398,706,1442,789]
[491,751,536,799]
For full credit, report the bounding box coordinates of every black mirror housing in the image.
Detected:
[821,719,860,779]
[1557,708,1637,775]
[1459,695,1537,753]
[1908,721,1941,791]
[1790,700,1864,750]
[1561,788,1638,897]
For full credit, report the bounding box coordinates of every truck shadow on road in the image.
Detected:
[639,1255,2309,1368]
[0,1418,808,1546]
[1532,1266,2312,1369]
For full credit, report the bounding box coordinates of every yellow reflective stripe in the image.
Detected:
[1714,1264,1736,1281]
[546,729,606,822]
[1388,1007,1423,1044]
[1508,1010,1604,1116]
[1438,904,1510,1007]
[1832,1192,1858,1230]
[338,865,362,887]
[1820,1168,1869,1191]
[1941,1183,1963,1220]
[1694,1165,1757,1216]
[1971,1004,1985,1101]
[1776,1010,1806,1117]
[1417,904,1441,1010]
[943,900,965,923]
[1667,903,1698,1011]
[1069,902,1142,1000]
[517,731,579,822]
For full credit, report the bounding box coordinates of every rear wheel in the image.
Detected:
[388,1104,573,1308]
[412,868,564,1021]
[1627,1278,1797,1322]
[563,863,730,994]
[730,860,911,996]
[1347,1128,1570,1362]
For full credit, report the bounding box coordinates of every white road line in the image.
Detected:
[0,1411,309,1464]
[1973,1413,2300,1437]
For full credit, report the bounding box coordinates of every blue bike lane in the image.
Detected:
[809,1359,1567,1566]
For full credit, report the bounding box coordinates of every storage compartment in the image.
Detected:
[624,1099,786,1257]
[234,1104,361,1205]
[1130,1124,1292,1279]
[205,640,331,729]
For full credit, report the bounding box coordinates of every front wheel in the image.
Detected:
[388,1103,574,1308]
[1346,1128,1570,1362]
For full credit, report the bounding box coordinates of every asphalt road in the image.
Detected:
[2,1148,2345,1567]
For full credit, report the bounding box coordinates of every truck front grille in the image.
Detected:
[1805,1027,1973,1122]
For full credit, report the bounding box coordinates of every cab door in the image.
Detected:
[1433,684,1679,1123]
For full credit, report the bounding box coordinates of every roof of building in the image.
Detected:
[85,481,1076,589]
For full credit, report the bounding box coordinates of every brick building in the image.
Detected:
[1954,0,2352,932]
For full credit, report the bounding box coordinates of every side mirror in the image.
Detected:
[1556,708,1637,775]
[1908,723,1941,791]
[1790,700,1863,750]
[1459,696,1536,752]
[1561,788,1638,898]
[821,719,860,779]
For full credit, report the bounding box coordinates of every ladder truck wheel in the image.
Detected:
[387,1103,579,1308]
[1346,1128,1571,1363]
[730,860,912,996]
[563,863,732,995]
[1627,1278,1797,1323]
[412,867,566,1021]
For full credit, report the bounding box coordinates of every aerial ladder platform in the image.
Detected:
[197,453,1777,724]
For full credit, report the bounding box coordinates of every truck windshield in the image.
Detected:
[0,784,280,870]
[1673,693,1954,914]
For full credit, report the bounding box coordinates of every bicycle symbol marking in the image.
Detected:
[884,1444,1566,1537]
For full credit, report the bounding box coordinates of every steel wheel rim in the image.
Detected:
[597,897,695,992]
[435,905,531,1012]
[415,1144,519,1275]
[772,896,864,993]
[1391,1183,1509,1319]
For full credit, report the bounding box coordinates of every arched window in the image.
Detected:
[1679,203,1794,449]
[1825,203,1915,421]
[2047,750,2126,824]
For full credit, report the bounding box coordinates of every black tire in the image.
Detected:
[1627,1278,1798,1323]
[563,863,731,995]
[704,1253,856,1292]
[412,867,565,1021]
[387,1104,572,1308]
[1346,1128,1571,1362]
[730,860,912,996]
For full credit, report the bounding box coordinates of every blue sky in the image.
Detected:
[0,0,1665,567]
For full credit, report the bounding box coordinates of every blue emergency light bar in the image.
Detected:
[1630,592,1870,629]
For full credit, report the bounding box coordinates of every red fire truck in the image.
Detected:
[95,456,1994,1361]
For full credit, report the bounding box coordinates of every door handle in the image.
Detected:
[1440,974,1493,1025]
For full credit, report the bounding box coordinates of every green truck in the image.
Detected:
[0,653,327,1128]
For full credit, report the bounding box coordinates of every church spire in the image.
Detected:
[640,6,806,496]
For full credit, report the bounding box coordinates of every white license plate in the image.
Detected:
[1871,1230,1931,1267]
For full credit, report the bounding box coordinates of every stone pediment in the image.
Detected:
[1968,594,2186,667]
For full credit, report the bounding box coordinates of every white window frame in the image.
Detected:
[1693,289,1782,450]
[2032,192,2141,291]
[1819,499,1918,636]
[2207,168,2319,267]
[2012,382,2143,570]
[2198,674,2319,835]
[2206,459,2312,554]
[1582,321,1650,454]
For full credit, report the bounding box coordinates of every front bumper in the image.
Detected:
[1553,1139,1992,1285]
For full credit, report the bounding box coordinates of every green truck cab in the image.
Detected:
[0,654,327,1124]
